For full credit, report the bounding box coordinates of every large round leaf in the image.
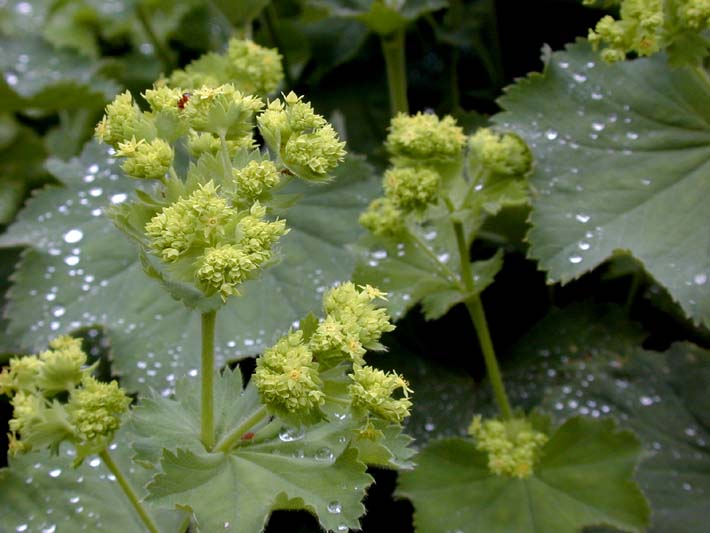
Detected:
[495,42,710,327]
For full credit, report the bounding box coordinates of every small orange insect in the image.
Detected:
[177,92,191,110]
[241,432,255,441]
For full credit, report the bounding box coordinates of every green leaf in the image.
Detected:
[495,41,710,327]
[210,0,271,26]
[353,223,502,320]
[500,304,710,532]
[132,369,372,531]
[0,36,118,112]
[0,142,378,394]
[0,435,188,532]
[397,417,649,533]
[351,419,416,469]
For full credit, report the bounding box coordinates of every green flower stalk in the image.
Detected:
[468,416,548,479]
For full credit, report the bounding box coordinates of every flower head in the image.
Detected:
[116,137,174,180]
[383,166,440,212]
[359,197,405,238]
[348,365,412,423]
[469,128,532,176]
[386,112,466,162]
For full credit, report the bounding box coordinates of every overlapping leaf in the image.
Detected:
[0,435,188,532]
[131,368,372,532]
[495,42,710,326]
[398,416,649,533]
[500,304,710,532]
[0,142,378,393]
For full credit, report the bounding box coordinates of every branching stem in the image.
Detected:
[214,405,269,453]
[201,310,217,450]
[451,218,513,420]
[99,448,160,533]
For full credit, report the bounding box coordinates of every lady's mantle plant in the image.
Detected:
[1,39,414,533]
[355,111,650,531]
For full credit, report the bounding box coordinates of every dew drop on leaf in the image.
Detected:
[327,501,343,514]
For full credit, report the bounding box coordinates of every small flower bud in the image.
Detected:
[383,166,440,212]
[359,197,406,238]
[678,0,710,30]
[253,331,325,420]
[37,335,87,396]
[348,365,412,424]
[233,160,281,200]
[0,355,43,395]
[145,182,232,263]
[283,125,346,180]
[67,376,131,452]
[469,128,532,176]
[116,137,174,180]
[468,415,548,479]
[226,39,284,95]
[386,112,466,162]
[181,84,263,138]
[95,91,155,147]
[143,86,186,113]
[323,282,395,360]
[196,244,258,300]
[186,131,256,158]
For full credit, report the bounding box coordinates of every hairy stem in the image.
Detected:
[452,220,513,420]
[201,310,217,450]
[219,132,233,185]
[135,4,173,73]
[214,405,269,453]
[381,29,409,116]
[99,448,160,533]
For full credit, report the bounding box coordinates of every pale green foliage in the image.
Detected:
[386,112,466,162]
[469,128,532,176]
[585,0,710,64]
[349,365,412,423]
[383,166,440,211]
[116,137,174,180]
[168,38,284,95]
[358,197,405,237]
[467,415,548,478]
[253,330,325,419]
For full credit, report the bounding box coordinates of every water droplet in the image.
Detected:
[70,496,80,504]
[88,187,103,197]
[577,241,590,251]
[694,273,707,285]
[314,447,334,463]
[51,305,65,318]
[591,122,605,132]
[591,92,603,100]
[682,482,693,492]
[42,526,56,533]
[569,255,583,264]
[16,525,28,533]
[575,214,590,223]
[545,129,558,140]
[424,422,435,432]
[88,457,101,468]
[372,250,387,260]
[437,253,450,263]
[328,501,342,514]
[626,132,639,140]
[573,73,587,83]
[279,426,305,442]
[639,395,654,406]
[337,525,349,532]
[110,193,127,204]
[64,255,80,266]
[223,521,230,528]
[48,468,62,478]
[63,229,83,244]
[559,61,569,69]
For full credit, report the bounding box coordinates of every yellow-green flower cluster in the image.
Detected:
[359,197,406,238]
[468,416,548,479]
[95,91,156,148]
[145,182,232,263]
[348,365,412,424]
[585,0,710,63]
[180,84,263,138]
[116,138,174,180]
[469,128,532,176]
[0,337,130,458]
[383,166,440,212]
[386,112,466,163]
[316,282,395,364]
[233,160,281,200]
[195,203,287,300]
[258,92,346,181]
[253,331,325,420]
[186,131,257,158]
[168,38,283,95]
